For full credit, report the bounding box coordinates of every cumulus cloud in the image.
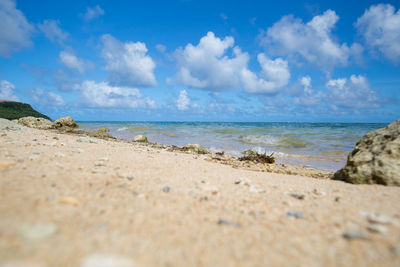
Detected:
[101,34,157,87]
[32,88,65,106]
[259,10,356,71]
[241,53,290,94]
[292,76,324,106]
[355,4,400,63]
[0,80,19,101]
[176,90,190,110]
[170,32,289,94]
[59,51,85,73]
[326,75,381,109]
[0,0,34,57]
[76,80,156,109]
[38,19,68,44]
[83,5,104,21]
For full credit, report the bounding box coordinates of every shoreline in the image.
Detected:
[1,126,400,266]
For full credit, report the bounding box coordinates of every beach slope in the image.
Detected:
[1,127,399,266]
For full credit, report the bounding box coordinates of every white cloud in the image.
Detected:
[101,34,157,87]
[59,51,85,73]
[292,76,324,106]
[83,5,104,21]
[176,90,190,110]
[0,0,34,57]
[259,10,355,71]
[326,75,381,109]
[32,88,65,106]
[170,32,289,94]
[355,4,400,63]
[38,19,68,44]
[76,80,156,109]
[241,53,290,94]
[0,80,19,101]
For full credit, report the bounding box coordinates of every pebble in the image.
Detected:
[249,185,265,193]
[218,219,241,227]
[80,253,136,267]
[367,224,388,233]
[77,137,98,144]
[58,196,79,206]
[342,230,368,240]
[55,162,63,168]
[92,167,105,174]
[290,193,305,200]
[286,211,304,219]
[367,213,393,225]
[73,149,84,153]
[94,161,106,167]
[18,223,57,241]
[162,186,170,193]
[29,155,39,160]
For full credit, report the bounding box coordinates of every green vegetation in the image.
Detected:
[0,101,51,120]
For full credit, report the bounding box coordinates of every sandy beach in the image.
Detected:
[1,126,400,267]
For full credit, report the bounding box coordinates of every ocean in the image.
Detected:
[78,121,387,171]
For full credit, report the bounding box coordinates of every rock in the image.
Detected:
[94,161,106,167]
[342,230,368,240]
[0,118,25,131]
[286,211,304,219]
[133,135,148,143]
[218,219,241,227]
[367,213,393,225]
[290,193,305,200]
[18,223,57,241]
[184,144,208,154]
[16,116,53,129]
[249,185,265,193]
[333,119,400,186]
[77,137,98,144]
[87,128,114,139]
[162,186,170,193]
[58,196,79,206]
[52,116,78,131]
[367,224,388,233]
[80,253,136,267]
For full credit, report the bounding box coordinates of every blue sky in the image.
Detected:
[0,0,399,122]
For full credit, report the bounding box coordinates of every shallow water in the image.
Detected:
[78,121,387,171]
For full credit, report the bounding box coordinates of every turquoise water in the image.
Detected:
[78,122,387,171]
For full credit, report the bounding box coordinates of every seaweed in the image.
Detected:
[239,149,275,164]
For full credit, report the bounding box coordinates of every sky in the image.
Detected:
[0,0,399,122]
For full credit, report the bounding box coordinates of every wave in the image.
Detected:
[240,134,308,148]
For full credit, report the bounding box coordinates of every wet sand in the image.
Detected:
[0,127,400,267]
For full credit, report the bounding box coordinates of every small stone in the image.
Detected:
[286,211,304,219]
[53,136,59,140]
[55,162,63,168]
[92,168,105,174]
[133,135,148,143]
[342,230,368,240]
[58,196,79,206]
[162,186,170,193]
[80,253,136,267]
[367,224,388,233]
[218,219,241,227]
[249,185,265,193]
[77,137,98,144]
[367,213,393,225]
[18,223,57,241]
[290,193,305,200]
[73,149,84,153]
[94,161,106,167]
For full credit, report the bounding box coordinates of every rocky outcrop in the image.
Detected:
[0,118,25,131]
[87,128,115,139]
[333,119,400,186]
[16,116,53,129]
[52,116,78,131]
[183,144,208,154]
[133,135,148,143]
